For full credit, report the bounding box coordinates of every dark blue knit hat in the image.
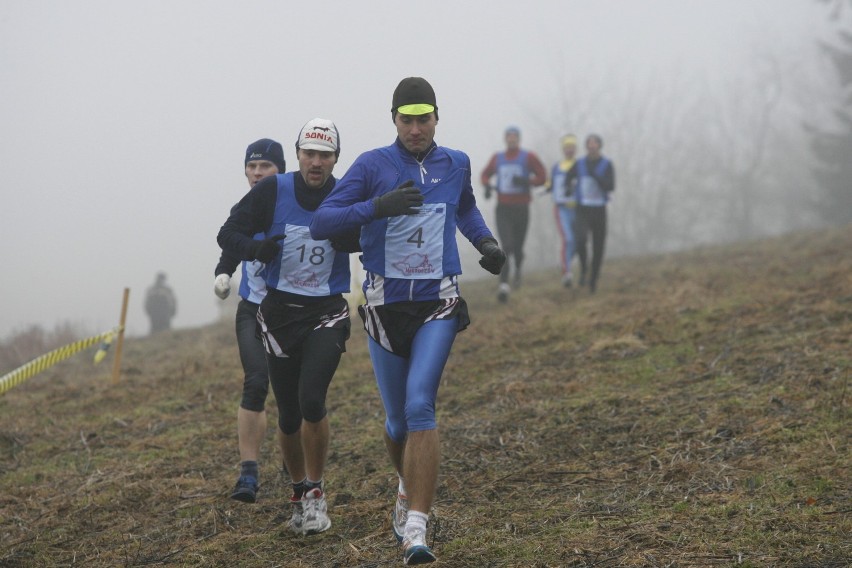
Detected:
[245,138,285,172]
[586,133,603,148]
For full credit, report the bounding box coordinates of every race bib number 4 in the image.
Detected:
[384,204,446,279]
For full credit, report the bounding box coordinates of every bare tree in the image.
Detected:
[514,42,821,275]
[808,0,852,225]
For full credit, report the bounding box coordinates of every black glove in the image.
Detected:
[484,184,493,200]
[330,228,362,253]
[252,234,286,263]
[372,180,423,218]
[512,175,531,190]
[477,237,506,275]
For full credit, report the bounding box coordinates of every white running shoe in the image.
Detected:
[562,273,573,288]
[288,494,304,534]
[301,487,331,535]
[403,530,436,565]
[497,282,511,303]
[392,493,408,543]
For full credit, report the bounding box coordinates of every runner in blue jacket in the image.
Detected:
[213,138,286,507]
[310,77,506,566]
[563,133,615,293]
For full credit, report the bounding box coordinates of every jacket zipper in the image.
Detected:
[415,146,434,185]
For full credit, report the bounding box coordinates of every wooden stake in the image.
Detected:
[111,287,130,384]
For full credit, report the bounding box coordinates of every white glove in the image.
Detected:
[214,274,231,299]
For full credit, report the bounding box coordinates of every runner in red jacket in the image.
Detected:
[480,126,547,302]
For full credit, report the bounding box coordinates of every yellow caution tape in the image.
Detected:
[93,333,114,364]
[0,327,122,396]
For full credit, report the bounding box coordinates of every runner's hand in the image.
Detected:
[477,237,506,275]
[565,178,576,198]
[252,234,286,263]
[372,180,423,218]
[214,274,231,300]
[330,228,362,253]
[512,175,531,190]
[484,184,493,200]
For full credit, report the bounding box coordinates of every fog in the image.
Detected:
[0,0,835,339]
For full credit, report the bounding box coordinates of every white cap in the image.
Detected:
[296,118,340,154]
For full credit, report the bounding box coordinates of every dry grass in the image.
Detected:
[1,226,850,567]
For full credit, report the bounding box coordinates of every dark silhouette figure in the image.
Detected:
[144,272,177,334]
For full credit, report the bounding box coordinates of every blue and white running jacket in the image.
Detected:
[310,139,493,305]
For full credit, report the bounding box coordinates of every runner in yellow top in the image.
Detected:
[545,135,578,287]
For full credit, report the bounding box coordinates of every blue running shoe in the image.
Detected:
[230,475,258,503]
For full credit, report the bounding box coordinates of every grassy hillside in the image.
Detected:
[1,226,850,567]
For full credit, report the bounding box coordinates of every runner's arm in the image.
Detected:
[599,162,615,194]
[214,248,242,277]
[563,162,579,197]
[217,177,277,261]
[311,158,378,239]
[526,152,548,187]
[479,153,498,187]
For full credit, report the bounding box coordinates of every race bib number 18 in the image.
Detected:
[278,225,334,295]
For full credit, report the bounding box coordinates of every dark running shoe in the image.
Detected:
[230,475,258,503]
[403,532,437,565]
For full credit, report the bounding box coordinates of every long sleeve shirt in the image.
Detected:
[310,138,493,304]
[217,173,359,303]
[218,173,359,260]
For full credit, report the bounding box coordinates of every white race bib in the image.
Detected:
[579,176,605,206]
[384,204,446,279]
[498,163,525,194]
[276,225,335,295]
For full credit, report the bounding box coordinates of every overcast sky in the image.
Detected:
[0,0,828,339]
